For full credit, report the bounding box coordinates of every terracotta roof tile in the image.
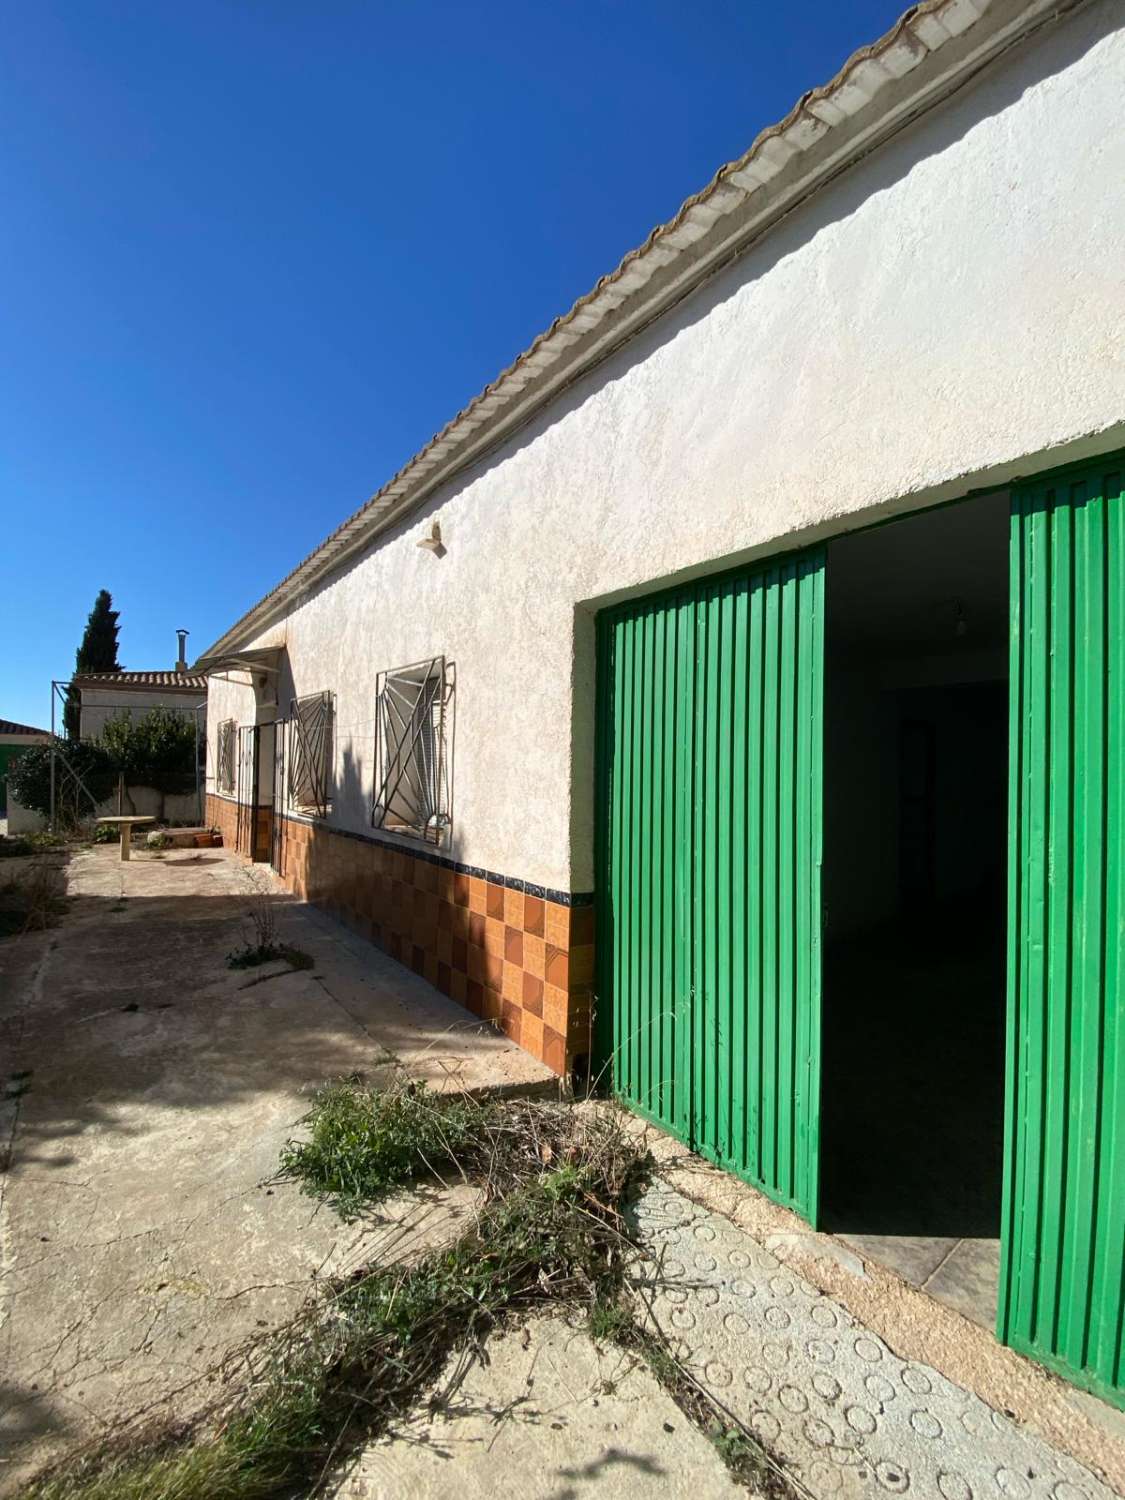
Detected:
[72,672,207,691]
[0,719,49,736]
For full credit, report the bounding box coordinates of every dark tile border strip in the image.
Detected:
[269,806,594,908]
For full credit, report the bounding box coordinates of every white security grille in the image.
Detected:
[217,718,236,794]
[372,657,453,844]
[288,691,333,818]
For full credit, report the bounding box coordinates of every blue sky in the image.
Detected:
[1,0,905,731]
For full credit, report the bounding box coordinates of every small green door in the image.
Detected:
[596,550,825,1222]
[1000,453,1124,1407]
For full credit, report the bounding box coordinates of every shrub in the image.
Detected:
[98,708,197,796]
[8,743,116,823]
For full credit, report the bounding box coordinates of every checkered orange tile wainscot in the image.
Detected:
[207,797,593,1078]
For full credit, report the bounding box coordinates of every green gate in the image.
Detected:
[1000,453,1125,1407]
[595,550,825,1221]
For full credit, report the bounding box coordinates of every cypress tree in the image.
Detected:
[64,590,123,739]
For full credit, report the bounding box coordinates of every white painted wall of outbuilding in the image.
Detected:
[207,0,1125,894]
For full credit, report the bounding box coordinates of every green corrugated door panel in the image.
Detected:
[594,550,825,1224]
[1000,454,1125,1409]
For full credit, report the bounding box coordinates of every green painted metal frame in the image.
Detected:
[1000,450,1124,1409]
[595,548,825,1223]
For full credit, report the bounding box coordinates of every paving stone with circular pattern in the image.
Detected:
[629,1183,1116,1500]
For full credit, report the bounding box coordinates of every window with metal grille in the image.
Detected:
[288,691,333,818]
[217,718,236,794]
[372,657,453,844]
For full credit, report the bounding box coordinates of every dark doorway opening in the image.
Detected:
[821,492,1009,1326]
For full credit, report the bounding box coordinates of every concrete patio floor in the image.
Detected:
[0,844,551,1493]
[3,845,1124,1499]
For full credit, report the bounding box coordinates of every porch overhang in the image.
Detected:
[194,645,283,678]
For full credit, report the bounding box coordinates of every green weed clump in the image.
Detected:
[279,1080,493,1214]
[225,942,313,972]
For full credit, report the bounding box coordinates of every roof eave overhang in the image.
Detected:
[200,0,1083,661]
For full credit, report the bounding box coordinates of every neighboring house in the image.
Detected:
[200,1,1125,1408]
[0,718,49,820]
[73,671,207,742]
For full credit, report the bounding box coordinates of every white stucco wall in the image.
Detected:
[206,1,1125,894]
[79,687,205,742]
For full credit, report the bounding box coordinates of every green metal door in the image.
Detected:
[1000,453,1124,1407]
[595,550,825,1222]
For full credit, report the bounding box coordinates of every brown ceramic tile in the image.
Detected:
[503,886,523,927]
[520,1012,544,1062]
[468,946,485,983]
[569,944,595,986]
[466,979,483,1015]
[542,983,568,1036]
[483,988,503,1023]
[542,1027,566,1076]
[437,961,451,994]
[523,933,545,979]
[545,944,569,990]
[502,961,524,1004]
[483,918,506,958]
[544,903,570,947]
[411,945,425,974]
[453,871,471,907]
[500,1001,521,1043]
[437,898,453,931]
[522,972,543,1016]
[567,1007,592,1051]
[486,881,505,919]
[452,936,468,972]
[504,926,523,966]
[484,952,504,990]
[435,928,453,965]
[469,877,487,914]
[449,969,467,1005]
[570,903,595,946]
[468,911,485,947]
[523,893,545,936]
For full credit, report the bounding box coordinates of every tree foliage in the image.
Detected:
[98,707,197,794]
[7,742,117,821]
[8,709,197,823]
[64,590,123,739]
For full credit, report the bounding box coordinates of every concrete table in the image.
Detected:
[96,815,156,861]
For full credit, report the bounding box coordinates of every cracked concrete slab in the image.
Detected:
[630,1181,1117,1500]
[333,1314,748,1499]
[0,846,547,1494]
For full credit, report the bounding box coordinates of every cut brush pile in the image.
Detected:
[22,1084,652,1500]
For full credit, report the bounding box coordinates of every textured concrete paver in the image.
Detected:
[631,1182,1116,1500]
[0,846,545,1493]
[334,1315,748,1499]
[637,1123,1125,1491]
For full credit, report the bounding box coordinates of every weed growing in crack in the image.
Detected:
[586,1292,788,1496]
[241,869,277,949]
[226,869,313,971]
[225,941,312,972]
